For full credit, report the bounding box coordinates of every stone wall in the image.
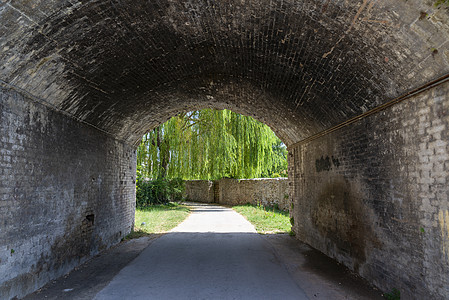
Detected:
[183,180,215,204]
[184,178,290,211]
[288,81,449,299]
[0,86,136,300]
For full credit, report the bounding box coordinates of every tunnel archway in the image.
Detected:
[1,0,449,299]
[2,0,448,145]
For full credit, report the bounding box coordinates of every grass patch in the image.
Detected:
[384,288,400,300]
[232,203,291,234]
[124,229,148,240]
[125,203,190,239]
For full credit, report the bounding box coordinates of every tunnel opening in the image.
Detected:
[132,107,292,234]
[135,108,288,181]
[1,0,449,298]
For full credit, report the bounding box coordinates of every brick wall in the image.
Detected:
[1,1,448,298]
[0,86,136,299]
[2,1,448,147]
[289,81,449,299]
[184,178,290,211]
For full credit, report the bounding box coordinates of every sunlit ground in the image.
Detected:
[126,202,291,240]
[125,203,190,239]
[232,204,291,234]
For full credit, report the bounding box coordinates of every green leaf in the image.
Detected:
[136,109,288,180]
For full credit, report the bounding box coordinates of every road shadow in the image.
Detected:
[24,232,383,300]
[23,234,162,300]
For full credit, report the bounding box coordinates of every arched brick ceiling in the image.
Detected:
[1,0,448,145]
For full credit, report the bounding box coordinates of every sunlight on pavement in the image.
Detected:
[170,202,257,233]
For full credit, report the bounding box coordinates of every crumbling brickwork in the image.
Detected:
[0,86,136,299]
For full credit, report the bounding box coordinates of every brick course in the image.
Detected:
[289,80,449,299]
[0,0,449,298]
[0,86,136,299]
[1,0,448,146]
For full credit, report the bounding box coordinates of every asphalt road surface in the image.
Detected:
[25,203,384,300]
[94,203,308,300]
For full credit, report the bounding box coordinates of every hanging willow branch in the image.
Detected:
[137,109,288,180]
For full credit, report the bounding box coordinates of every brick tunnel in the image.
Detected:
[1,0,449,298]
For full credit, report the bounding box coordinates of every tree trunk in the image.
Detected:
[156,127,170,179]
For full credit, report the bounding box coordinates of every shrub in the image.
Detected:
[136,177,185,207]
[167,177,185,201]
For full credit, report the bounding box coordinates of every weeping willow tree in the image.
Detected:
[137,109,287,180]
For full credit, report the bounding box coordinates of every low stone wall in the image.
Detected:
[183,180,215,203]
[218,178,290,210]
[184,178,290,211]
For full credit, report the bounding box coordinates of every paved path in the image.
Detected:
[26,203,384,299]
[94,203,309,300]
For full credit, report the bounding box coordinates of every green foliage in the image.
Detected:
[434,0,449,7]
[136,175,185,207]
[137,109,288,180]
[384,288,400,300]
[232,203,291,234]
[131,203,190,234]
[123,229,148,240]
